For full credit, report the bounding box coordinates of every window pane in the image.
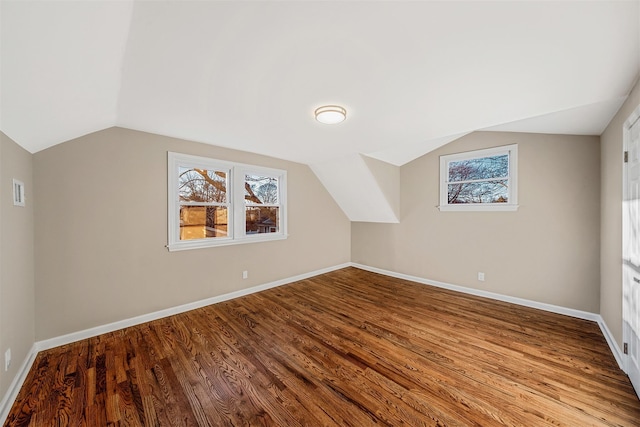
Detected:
[246,206,279,234]
[179,167,226,203]
[448,154,508,182]
[447,180,508,204]
[180,206,228,240]
[245,175,278,204]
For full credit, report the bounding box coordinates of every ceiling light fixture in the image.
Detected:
[314,105,346,124]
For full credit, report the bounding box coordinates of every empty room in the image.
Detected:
[1,1,640,425]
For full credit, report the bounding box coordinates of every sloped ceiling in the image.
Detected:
[1,1,639,222]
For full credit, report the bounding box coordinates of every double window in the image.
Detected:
[439,144,518,211]
[167,152,287,251]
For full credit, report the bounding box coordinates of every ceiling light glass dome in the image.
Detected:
[314,105,346,124]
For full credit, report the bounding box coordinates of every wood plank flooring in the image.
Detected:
[5,267,640,426]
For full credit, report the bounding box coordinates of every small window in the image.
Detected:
[439,144,518,211]
[168,152,287,251]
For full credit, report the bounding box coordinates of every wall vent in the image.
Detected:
[12,179,25,207]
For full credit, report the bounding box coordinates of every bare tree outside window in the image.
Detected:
[244,175,278,204]
[179,168,226,203]
[447,155,509,204]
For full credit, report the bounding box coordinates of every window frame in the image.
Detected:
[438,144,518,212]
[167,152,287,251]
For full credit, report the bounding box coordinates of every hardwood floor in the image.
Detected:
[5,267,640,426]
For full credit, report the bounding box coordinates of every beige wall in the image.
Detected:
[601,78,640,347]
[0,132,35,398]
[34,127,350,340]
[362,155,400,220]
[352,131,601,312]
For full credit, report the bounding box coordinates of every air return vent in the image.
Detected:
[12,179,25,207]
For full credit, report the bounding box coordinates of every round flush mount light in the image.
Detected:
[314,105,346,124]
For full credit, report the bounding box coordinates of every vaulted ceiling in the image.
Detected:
[1,1,639,221]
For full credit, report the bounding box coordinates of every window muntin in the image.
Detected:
[168,153,287,251]
[439,145,518,211]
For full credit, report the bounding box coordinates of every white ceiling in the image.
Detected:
[1,1,639,223]
[2,0,638,165]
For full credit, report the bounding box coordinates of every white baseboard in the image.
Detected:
[352,263,600,320]
[597,317,625,369]
[351,263,625,369]
[36,262,351,352]
[0,262,350,424]
[0,343,38,425]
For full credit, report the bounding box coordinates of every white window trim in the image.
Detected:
[167,152,288,251]
[438,144,518,212]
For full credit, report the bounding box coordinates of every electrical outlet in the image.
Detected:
[478,272,485,282]
[5,349,11,371]
[242,270,248,279]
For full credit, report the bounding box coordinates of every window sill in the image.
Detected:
[167,233,288,252]
[438,204,519,212]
